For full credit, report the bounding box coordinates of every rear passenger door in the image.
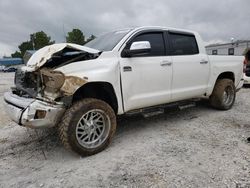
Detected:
[168,31,210,101]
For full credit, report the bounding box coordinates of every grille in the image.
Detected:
[14,69,39,98]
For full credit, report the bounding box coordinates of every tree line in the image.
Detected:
[11,28,96,58]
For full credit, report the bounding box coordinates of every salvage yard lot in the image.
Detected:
[0,72,250,188]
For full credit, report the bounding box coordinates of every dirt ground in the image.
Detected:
[0,72,250,188]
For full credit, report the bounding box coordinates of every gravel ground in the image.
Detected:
[0,73,250,188]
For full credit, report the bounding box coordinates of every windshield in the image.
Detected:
[84,29,132,51]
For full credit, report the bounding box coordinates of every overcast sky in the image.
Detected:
[0,0,249,57]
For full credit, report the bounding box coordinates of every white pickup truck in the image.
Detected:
[4,26,245,156]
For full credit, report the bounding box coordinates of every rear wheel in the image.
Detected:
[58,98,116,156]
[209,79,236,110]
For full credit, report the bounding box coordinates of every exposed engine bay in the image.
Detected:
[13,44,100,105]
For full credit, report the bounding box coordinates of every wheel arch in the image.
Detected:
[216,72,235,83]
[72,81,118,114]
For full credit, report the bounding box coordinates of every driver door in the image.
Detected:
[119,31,173,112]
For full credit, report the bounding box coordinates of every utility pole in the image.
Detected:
[30,34,35,50]
[63,24,66,42]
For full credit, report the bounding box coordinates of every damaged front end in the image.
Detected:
[4,43,100,128]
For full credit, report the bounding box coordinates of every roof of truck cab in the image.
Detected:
[111,26,197,35]
[131,26,197,34]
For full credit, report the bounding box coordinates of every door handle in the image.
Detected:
[161,61,172,66]
[200,60,208,64]
[123,66,132,72]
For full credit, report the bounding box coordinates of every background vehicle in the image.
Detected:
[243,51,250,86]
[0,65,5,72]
[243,72,250,86]
[4,26,245,156]
[3,67,17,72]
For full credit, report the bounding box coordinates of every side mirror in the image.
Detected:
[130,41,151,51]
[122,41,151,57]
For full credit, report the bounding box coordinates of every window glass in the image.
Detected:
[228,48,234,55]
[212,50,218,55]
[130,32,165,56]
[85,29,131,51]
[169,33,199,55]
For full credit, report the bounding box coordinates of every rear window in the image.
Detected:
[169,33,199,55]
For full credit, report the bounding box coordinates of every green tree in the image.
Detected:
[18,41,33,57]
[66,29,85,45]
[11,31,55,58]
[31,31,54,50]
[11,51,22,58]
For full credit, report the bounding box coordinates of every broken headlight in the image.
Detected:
[40,68,65,92]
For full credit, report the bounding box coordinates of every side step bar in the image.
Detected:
[125,100,198,118]
[178,102,196,110]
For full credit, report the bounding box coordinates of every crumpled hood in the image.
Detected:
[25,43,100,71]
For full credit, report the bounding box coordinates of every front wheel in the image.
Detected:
[209,79,236,110]
[58,98,116,156]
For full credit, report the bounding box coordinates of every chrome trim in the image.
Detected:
[4,92,34,109]
[161,61,172,66]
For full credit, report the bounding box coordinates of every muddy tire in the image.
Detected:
[209,79,236,110]
[58,98,116,156]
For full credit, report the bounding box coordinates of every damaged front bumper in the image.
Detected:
[4,92,65,128]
